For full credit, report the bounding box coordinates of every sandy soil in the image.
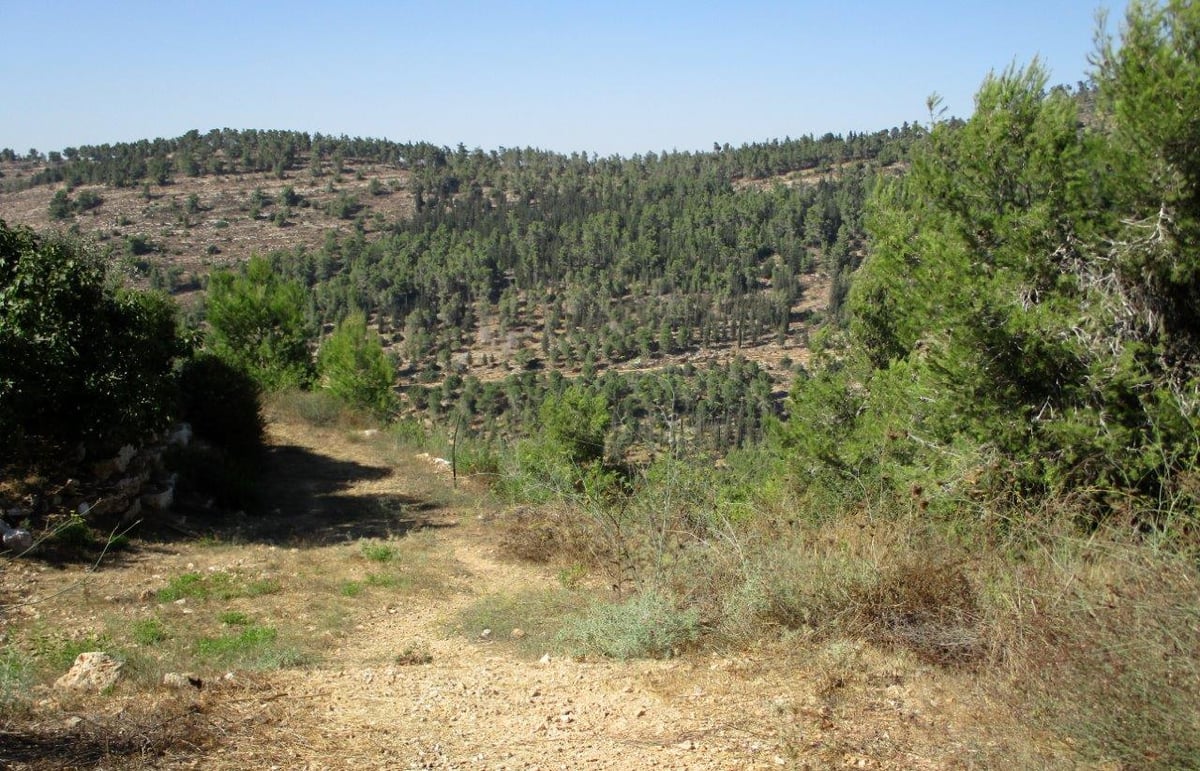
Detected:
[0,416,1044,770]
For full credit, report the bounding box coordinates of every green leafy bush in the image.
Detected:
[177,352,264,457]
[0,221,183,458]
[204,255,313,391]
[538,384,610,465]
[317,311,395,416]
[557,590,699,660]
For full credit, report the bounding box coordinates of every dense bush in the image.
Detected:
[782,4,1200,530]
[177,352,264,457]
[316,311,395,416]
[0,220,183,457]
[204,255,313,391]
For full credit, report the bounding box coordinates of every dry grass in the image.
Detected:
[496,489,1200,767]
[497,503,598,565]
[984,534,1200,768]
[0,158,413,298]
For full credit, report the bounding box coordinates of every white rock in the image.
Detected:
[114,444,137,473]
[162,672,202,689]
[54,652,123,691]
[141,485,174,512]
[167,423,192,447]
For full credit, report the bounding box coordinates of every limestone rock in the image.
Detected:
[54,652,123,691]
[162,672,203,689]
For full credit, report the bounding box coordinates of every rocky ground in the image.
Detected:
[0,416,1051,770]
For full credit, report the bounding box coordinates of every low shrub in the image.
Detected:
[557,589,699,660]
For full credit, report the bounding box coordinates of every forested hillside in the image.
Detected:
[3,3,1198,767]
[2,124,924,457]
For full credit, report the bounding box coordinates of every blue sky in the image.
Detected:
[3,1,1110,157]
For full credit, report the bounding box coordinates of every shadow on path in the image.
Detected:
[235,442,453,546]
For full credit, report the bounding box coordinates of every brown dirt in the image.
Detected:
[0,416,1050,771]
[0,160,413,300]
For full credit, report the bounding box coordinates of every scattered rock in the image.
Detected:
[480,628,492,640]
[114,444,137,473]
[0,518,33,552]
[539,653,552,664]
[162,672,203,689]
[141,484,174,512]
[510,628,527,640]
[54,652,123,691]
[167,423,192,447]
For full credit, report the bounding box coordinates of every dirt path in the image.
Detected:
[2,417,1026,769]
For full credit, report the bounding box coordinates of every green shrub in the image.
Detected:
[360,540,397,563]
[539,385,610,465]
[0,647,33,708]
[204,256,313,391]
[177,352,264,457]
[557,590,699,660]
[0,222,183,458]
[317,311,396,416]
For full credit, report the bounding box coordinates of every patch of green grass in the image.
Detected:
[451,588,587,659]
[130,618,169,645]
[156,573,209,601]
[361,540,398,563]
[557,590,700,660]
[558,563,588,590]
[0,647,33,708]
[196,624,277,657]
[242,578,283,598]
[192,623,311,671]
[268,389,362,428]
[31,633,115,674]
[156,572,281,602]
[365,572,409,589]
[339,580,364,597]
[218,611,252,626]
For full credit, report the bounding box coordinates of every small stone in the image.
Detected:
[480,628,492,639]
[510,628,526,640]
[539,653,552,664]
[163,672,203,689]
